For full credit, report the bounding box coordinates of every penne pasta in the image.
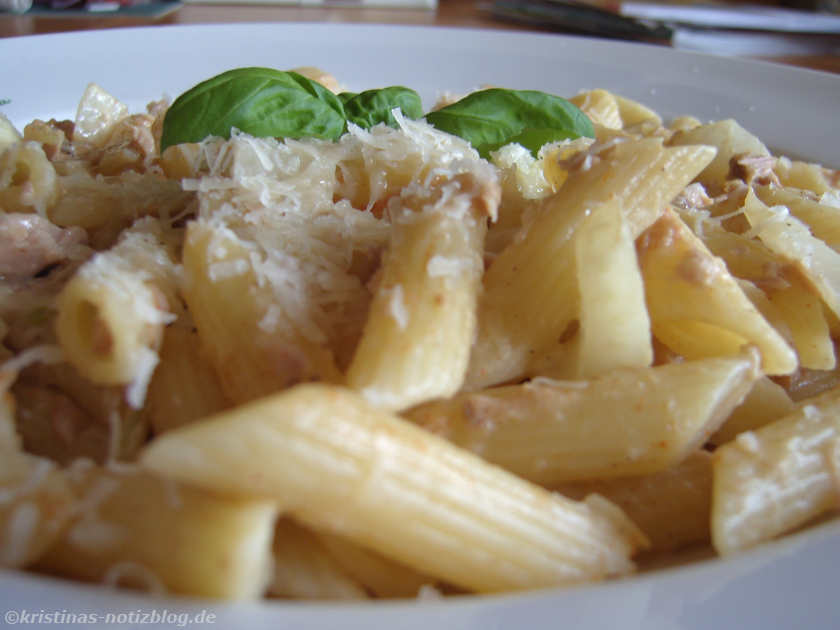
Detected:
[743,189,840,323]
[36,464,278,600]
[140,383,648,593]
[409,353,759,484]
[0,141,59,216]
[141,323,231,435]
[55,218,181,409]
[681,204,835,371]
[529,196,651,379]
[637,207,797,375]
[0,452,76,569]
[268,519,368,600]
[711,388,840,555]
[345,176,497,410]
[668,119,770,192]
[316,531,435,599]
[3,73,840,603]
[710,375,796,446]
[181,219,343,404]
[556,450,713,553]
[465,138,715,390]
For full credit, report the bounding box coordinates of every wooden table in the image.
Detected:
[2,0,839,75]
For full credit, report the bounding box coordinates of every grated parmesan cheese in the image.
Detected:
[426,255,477,279]
[387,285,409,330]
[187,115,497,357]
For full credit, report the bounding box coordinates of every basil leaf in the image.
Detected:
[342,86,423,130]
[424,88,594,158]
[160,67,347,152]
[337,92,358,106]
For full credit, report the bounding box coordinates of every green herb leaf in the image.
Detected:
[337,92,358,106]
[341,86,423,130]
[160,67,347,152]
[424,88,594,158]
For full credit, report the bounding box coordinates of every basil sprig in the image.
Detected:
[160,68,347,152]
[159,68,593,159]
[341,87,423,130]
[424,88,594,158]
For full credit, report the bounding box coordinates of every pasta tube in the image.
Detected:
[688,206,835,370]
[181,220,342,404]
[317,531,435,598]
[0,452,75,569]
[556,451,713,553]
[711,388,840,555]
[465,139,715,389]
[755,185,840,252]
[637,207,797,375]
[743,188,840,322]
[668,119,770,192]
[36,465,277,600]
[0,141,59,215]
[710,375,796,446]
[345,179,495,411]
[142,323,230,435]
[530,196,651,379]
[409,353,759,484]
[268,519,368,600]
[141,383,648,593]
[55,218,180,409]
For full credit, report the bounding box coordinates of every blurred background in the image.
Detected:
[1,0,839,73]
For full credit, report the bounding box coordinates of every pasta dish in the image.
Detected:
[0,67,839,600]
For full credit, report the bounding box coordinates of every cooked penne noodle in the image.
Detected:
[55,218,181,409]
[612,93,662,129]
[0,452,76,569]
[316,531,435,599]
[755,185,840,252]
[142,323,230,435]
[0,114,21,152]
[72,83,130,147]
[35,464,278,599]
[569,90,622,130]
[530,196,651,379]
[409,353,759,484]
[710,375,796,446]
[682,206,835,371]
[773,157,836,196]
[668,119,770,192]
[711,388,840,555]
[140,383,648,593]
[181,220,343,404]
[556,450,713,553]
[48,171,191,248]
[345,178,496,410]
[743,189,840,321]
[637,207,797,375]
[268,519,368,600]
[465,139,715,390]
[0,141,59,215]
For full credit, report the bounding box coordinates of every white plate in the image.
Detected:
[3,22,839,167]
[1,23,840,629]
